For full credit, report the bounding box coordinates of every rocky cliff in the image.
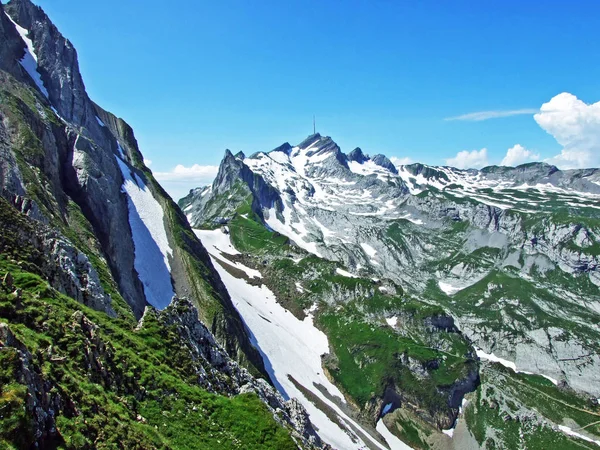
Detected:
[0,0,268,376]
[0,0,322,447]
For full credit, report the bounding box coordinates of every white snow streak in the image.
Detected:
[558,425,600,447]
[194,229,261,279]
[336,268,359,278]
[5,13,49,98]
[115,156,174,309]
[475,347,559,385]
[475,347,517,371]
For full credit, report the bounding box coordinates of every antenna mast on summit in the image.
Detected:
[313,115,316,134]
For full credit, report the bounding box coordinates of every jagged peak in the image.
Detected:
[347,147,369,163]
[297,133,322,149]
[371,154,398,174]
[269,142,292,155]
[221,149,245,167]
[234,151,246,160]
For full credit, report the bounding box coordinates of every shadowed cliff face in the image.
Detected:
[0,0,267,378]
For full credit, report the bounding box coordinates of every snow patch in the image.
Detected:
[96,116,106,127]
[361,243,377,258]
[558,425,600,447]
[475,347,517,371]
[336,268,359,278]
[115,156,174,309]
[438,281,461,295]
[193,229,261,279]
[5,13,49,98]
[265,207,322,257]
[198,235,392,450]
[475,347,558,385]
[386,316,398,327]
[116,141,126,158]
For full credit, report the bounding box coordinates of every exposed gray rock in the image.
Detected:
[158,297,324,449]
[187,133,600,401]
[39,229,115,316]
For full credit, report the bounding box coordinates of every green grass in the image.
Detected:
[228,201,289,254]
[0,258,297,449]
[316,303,473,412]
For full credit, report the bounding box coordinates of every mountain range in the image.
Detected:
[181,133,600,449]
[1,0,599,449]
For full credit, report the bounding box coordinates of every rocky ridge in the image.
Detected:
[185,133,600,448]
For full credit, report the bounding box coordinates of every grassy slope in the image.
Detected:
[0,201,297,450]
[0,73,297,448]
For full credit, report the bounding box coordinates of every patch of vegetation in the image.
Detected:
[316,302,473,412]
[465,365,600,450]
[228,200,289,254]
[0,257,297,449]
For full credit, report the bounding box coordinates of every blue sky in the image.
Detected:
[30,0,600,199]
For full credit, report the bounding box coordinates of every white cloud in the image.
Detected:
[154,164,219,183]
[446,148,489,169]
[501,144,540,167]
[445,108,538,122]
[390,156,413,167]
[143,158,152,166]
[534,92,600,169]
[154,164,219,201]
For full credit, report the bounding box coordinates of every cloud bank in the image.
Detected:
[154,164,219,201]
[446,148,489,169]
[535,92,600,169]
[501,144,540,167]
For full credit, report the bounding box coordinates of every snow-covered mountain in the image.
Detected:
[184,133,600,449]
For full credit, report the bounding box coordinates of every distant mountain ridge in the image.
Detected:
[184,132,600,449]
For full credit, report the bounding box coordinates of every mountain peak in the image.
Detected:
[269,142,292,155]
[297,133,323,149]
[371,154,398,174]
[348,147,368,163]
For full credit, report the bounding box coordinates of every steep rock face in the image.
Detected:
[5,0,147,316]
[1,0,266,378]
[6,0,96,127]
[185,149,284,226]
[0,2,24,76]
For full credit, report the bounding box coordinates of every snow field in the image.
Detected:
[115,156,174,309]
